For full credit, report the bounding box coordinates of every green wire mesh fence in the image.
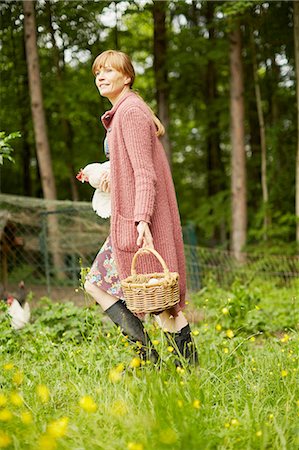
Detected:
[1,194,298,301]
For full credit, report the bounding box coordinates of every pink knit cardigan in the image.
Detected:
[101,91,186,313]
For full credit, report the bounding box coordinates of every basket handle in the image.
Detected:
[131,247,170,278]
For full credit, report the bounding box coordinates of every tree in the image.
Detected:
[23,0,64,278]
[153,0,171,163]
[229,22,247,259]
[23,0,57,201]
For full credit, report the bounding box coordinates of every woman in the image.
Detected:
[84,50,198,365]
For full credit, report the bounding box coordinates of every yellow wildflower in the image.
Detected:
[3,363,14,371]
[268,414,274,420]
[109,369,122,383]
[280,334,290,343]
[0,394,7,407]
[152,340,160,346]
[79,395,97,413]
[38,435,57,450]
[110,400,128,416]
[10,391,23,407]
[296,400,299,407]
[256,431,262,437]
[37,385,50,403]
[281,370,288,377]
[231,418,240,426]
[0,409,13,421]
[176,366,185,374]
[127,443,144,450]
[47,416,69,438]
[177,400,183,408]
[224,422,230,428]
[249,336,255,342]
[193,399,201,409]
[226,329,234,339]
[0,431,11,448]
[159,428,178,444]
[167,346,174,353]
[223,348,229,354]
[192,330,199,336]
[12,370,24,385]
[21,411,33,424]
[222,307,229,315]
[216,324,222,331]
[129,357,141,369]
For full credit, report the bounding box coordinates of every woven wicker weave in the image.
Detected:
[121,247,180,314]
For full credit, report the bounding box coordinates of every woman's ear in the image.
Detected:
[124,76,131,86]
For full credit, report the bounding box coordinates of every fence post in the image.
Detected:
[40,212,51,296]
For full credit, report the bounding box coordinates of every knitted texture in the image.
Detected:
[101,91,186,313]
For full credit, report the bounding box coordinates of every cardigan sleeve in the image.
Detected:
[121,106,157,224]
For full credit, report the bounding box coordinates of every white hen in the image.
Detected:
[76,161,111,219]
[7,296,31,330]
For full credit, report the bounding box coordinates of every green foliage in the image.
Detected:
[0,0,297,250]
[0,131,20,165]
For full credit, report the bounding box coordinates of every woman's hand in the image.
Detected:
[136,221,154,248]
[99,171,110,193]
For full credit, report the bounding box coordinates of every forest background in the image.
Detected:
[1,0,299,257]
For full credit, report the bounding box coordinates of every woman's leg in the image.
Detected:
[155,310,198,365]
[84,281,159,363]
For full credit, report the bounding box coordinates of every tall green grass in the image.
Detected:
[0,280,298,450]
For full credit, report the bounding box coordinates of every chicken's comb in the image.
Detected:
[76,169,88,183]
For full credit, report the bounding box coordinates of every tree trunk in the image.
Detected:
[23,0,65,278]
[46,1,79,201]
[294,1,299,243]
[205,1,226,245]
[250,29,269,238]
[229,23,247,260]
[23,0,57,200]
[153,0,171,164]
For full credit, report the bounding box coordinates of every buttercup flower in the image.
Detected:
[110,400,128,416]
[12,370,24,385]
[216,324,222,331]
[222,307,229,315]
[3,363,14,371]
[129,357,141,368]
[21,411,33,424]
[0,394,7,407]
[281,370,288,377]
[79,395,97,413]
[0,409,13,422]
[47,416,69,438]
[226,329,234,339]
[167,346,174,353]
[38,435,57,450]
[10,391,23,406]
[37,385,50,403]
[127,443,143,450]
[193,399,201,409]
[159,428,178,444]
[0,431,12,448]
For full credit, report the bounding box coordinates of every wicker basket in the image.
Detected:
[121,247,180,314]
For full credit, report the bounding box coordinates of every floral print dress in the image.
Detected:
[85,137,125,300]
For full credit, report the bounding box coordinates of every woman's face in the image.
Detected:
[94,65,130,104]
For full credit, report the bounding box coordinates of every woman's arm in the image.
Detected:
[121,106,157,224]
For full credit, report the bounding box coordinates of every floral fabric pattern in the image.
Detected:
[86,235,124,299]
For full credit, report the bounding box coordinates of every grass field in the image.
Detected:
[0,279,298,450]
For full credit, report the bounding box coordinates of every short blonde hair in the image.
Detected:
[92,50,165,137]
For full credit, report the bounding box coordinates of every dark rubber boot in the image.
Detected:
[166,324,199,366]
[105,300,159,364]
